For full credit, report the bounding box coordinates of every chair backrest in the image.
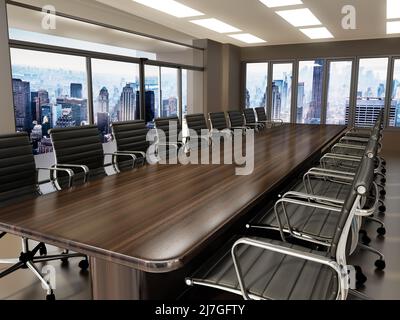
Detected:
[243,109,257,125]
[50,125,105,173]
[329,156,375,258]
[209,112,228,131]
[228,111,245,128]
[186,114,208,136]
[154,116,182,143]
[0,133,37,203]
[255,107,267,122]
[112,120,149,153]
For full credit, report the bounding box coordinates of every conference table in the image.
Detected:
[0,124,346,299]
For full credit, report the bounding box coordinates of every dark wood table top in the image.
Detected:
[0,125,346,273]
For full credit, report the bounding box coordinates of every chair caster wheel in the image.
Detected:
[379,205,386,213]
[46,293,55,301]
[381,178,386,184]
[380,190,386,197]
[375,259,386,271]
[61,257,69,265]
[377,227,386,236]
[79,259,89,271]
[381,168,387,174]
[40,246,47,256]
[355,266,367,285]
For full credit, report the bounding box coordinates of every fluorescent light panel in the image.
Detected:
[259,0,303,8]
[190,18,241,33]
[133,0,204,18]
[229,33,267,44]
[276,8,322,27]
[387,20,400,34]
[300,27,334,39]
[387,0,400,19]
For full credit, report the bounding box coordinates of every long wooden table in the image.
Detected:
[0,124,346,299]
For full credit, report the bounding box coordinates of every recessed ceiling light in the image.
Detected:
[387,21,400,34]
[190,18,241,33]
[133,0,204,18]
[259,0,303,8]
[276,8,322,27]
[387,0,400,19]
[229,33,267,44]
[300,27,334,39]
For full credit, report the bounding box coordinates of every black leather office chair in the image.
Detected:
[154,116,185,157]
[209,112,229,131]
[185,113,210,147]
[50,125,136,187]
[186,156,371,300]
[227,111,252,131]
[243,109,265,130]
[0,132,87,300]
[255,107,284,127]
[111,120,149,169]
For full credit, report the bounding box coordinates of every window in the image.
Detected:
[326,60,353,125]
[10,48,88,155]
[144,65,160,127]
[160,67,179,118]
[297,60,325,124]
[91,59,140,142]
[182,69,204,116]
[245,63,268,109]
[355,58,389,127]
[390,59,400,127]
[272,63,292,123]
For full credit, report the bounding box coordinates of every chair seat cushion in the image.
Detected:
[188,237,338,300]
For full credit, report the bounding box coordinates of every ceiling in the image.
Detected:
[95,0,396,47]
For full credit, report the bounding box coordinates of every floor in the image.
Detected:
[0,129,399,300]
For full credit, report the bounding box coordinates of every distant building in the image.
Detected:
[70,83,83,99]
[119,83,137,121]
[271,82,281,120]
[297,82,305,123]
[57,97,88,125]
[97,87,110,113]
[12,78,31,131]
[306,59,324,124]
[162,97,178,117]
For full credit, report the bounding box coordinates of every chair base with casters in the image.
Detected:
[0,237,88,300]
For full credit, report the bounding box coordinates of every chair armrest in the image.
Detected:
[321,153,362,162]
[231,237,346,300]
[36,167,75,188]
[332,143,365,153]
[272,119,284,125]
[274,197,342,245]
[117,150,146,158]
[104,152,137,170]
[355,182,379,217]
[303,168,354,194]
[54,164,89,183]
[282,191,345,206]
[341,136,369,143]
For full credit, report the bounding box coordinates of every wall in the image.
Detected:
[0,0,15,134]
[241,37,400,61]
[194,39,241,115]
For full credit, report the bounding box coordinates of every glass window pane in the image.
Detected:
[91,59,140,142]
[182,69,204,116]
[355,58,389,127]
[272,63,292,123]
[390,59,400,127]
[297,60,325,124]
[160,67,179,118]
[144,65,160,127]
[245,63,268,109]
[10,48,88,155]
[326,61,353,125]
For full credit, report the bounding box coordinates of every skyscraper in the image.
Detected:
[97,87,110,113]
[12,78,31,131]
[119,83,137,121]
[57,97,88,125]
[70,83,83,99]
[271,82,282,120]
[297,82,305,123]
[306,59,324,123]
